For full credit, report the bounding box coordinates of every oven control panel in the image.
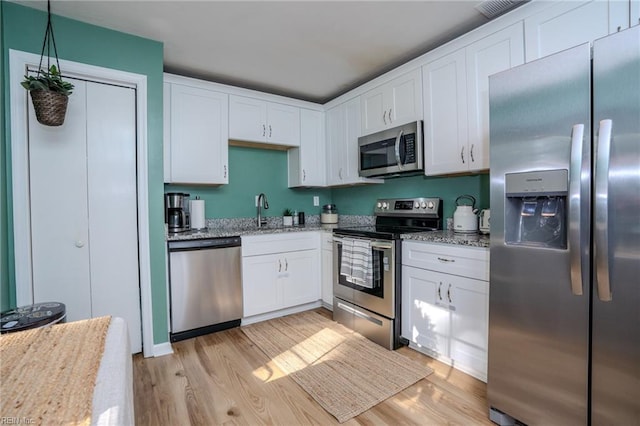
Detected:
[374,197,441,216]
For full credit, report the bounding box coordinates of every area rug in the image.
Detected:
[242,311,432,423]
[0,316,111,425]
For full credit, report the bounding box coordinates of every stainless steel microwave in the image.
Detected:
[358,121,423,178]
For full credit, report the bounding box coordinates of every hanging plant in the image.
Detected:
[21,0,74,126]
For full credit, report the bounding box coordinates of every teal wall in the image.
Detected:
[1,1,9,311]
[1,2,169,344]
[168,146,488,222]
[167,146,332,218]
[333,173,490,221]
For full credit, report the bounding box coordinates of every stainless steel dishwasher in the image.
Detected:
[168,236,242,342]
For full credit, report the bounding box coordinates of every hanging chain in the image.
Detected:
[36,0,61,77]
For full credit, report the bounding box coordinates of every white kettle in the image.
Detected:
[453,195,479,233]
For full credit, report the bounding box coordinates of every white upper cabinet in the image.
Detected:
[525,0,628,62]
[423,49,469,176]
[423,23,524,175]
[633,0,640,27]
[326,97,383,186]
[229,95,300,147]
[361,68,423,135]
[466,22,525,172]
[164,77,229,185]
[288,109,326,187]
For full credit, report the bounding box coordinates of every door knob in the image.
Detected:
[75,240,85,248]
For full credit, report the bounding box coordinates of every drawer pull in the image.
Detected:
[437,257,455,263]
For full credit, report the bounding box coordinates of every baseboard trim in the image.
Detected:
[153,342,174,357]
[241,301,322,326]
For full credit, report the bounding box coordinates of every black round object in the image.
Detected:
[0,302,66,333]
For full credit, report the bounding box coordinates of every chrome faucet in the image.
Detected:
[256,193,269,227]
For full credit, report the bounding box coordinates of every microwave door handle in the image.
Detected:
[394,130,404,169]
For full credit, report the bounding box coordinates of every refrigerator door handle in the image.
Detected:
[569,123,586,296]
[595,119,613,302]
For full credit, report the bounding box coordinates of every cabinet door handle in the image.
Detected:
[383,110,387,125]
[470,144,475,162]
[262,124,266,137]
[224,165,227,179]
[447,284,452,303]
[339,168,343,180]
[303,169,306,181]
[388,108,393,123]
[461,146,465,164]
[269,125,272,138]
[437,257,455,263]
[285,258,288,271]
[278,259,282,272]
[437,282,442,301]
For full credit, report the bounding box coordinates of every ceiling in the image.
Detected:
[15,1,520,104]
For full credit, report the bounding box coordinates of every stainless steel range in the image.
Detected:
[332,197,442,349]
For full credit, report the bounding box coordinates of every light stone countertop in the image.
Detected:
[167,216,490,248]
[401,230,490,248]
[166,215,373,242]
[167,223,333,241]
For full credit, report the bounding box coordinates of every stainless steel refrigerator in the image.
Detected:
[487,26,640,425]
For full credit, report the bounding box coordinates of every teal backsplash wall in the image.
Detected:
[0,2,9,311]
[332,173,490,221]
[1,2,168,343]
[167,146,333,218]
[170,146,490,223]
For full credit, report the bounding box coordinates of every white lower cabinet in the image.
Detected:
[242,233,321,320]
[401,241,489,382]
[242,253,282,317]
[321,231,334,309]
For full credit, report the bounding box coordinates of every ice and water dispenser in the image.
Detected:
[504,169,568,249]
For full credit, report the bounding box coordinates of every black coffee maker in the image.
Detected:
[165,192,190,233]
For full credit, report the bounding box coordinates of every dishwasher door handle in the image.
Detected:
[168,236,241,251]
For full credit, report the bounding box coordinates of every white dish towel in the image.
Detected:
[340,238,373,289]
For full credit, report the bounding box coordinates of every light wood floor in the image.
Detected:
[133,309,492,425]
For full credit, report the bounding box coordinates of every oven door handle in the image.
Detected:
[371,241,393,250]
[333,237,393,250]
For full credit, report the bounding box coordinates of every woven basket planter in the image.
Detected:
[30,90,69,126]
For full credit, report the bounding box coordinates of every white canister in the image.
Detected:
[189,199,206,230]
[321,204,338,224]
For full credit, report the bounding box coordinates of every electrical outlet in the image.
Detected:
[313,196,319,206]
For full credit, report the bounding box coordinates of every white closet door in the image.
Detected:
[29,79,141,353]
[86,83,141,353]
[29,79,92,322]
